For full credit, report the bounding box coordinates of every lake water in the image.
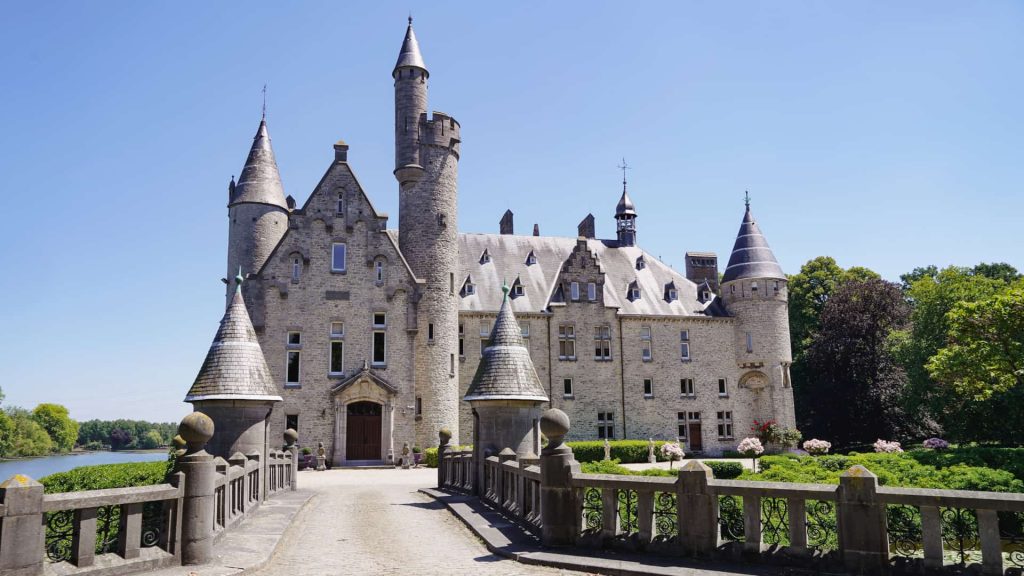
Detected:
[0,451,167,481]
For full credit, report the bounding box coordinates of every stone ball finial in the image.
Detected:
[172,434,186,449]
[284,428,298,447]
[540,408,570,450]
[438,428,452,446]
[178,412,214,452]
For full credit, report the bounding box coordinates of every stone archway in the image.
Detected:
[330,366,397,465]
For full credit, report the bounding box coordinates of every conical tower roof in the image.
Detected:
[464,285,549,402]
[228,119,287,209]
[185,275,282,402]
[393,18,428,77]
[615,187,637,217]
[721,200,785,283]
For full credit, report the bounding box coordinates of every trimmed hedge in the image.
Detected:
[580,459,744,480]
[39,461,170,494]
[424,445,471,468]
[567,440,669,464]
[707,461,744,479]
[906,446,1024,482]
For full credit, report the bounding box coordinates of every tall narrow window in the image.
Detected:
[597,412,615,439]
[428,323,435,343]
[563,378,573,397]
[746,332,753,353]
[677,412,687,440]
[329,341,344,374]
[587,282,597,301]
[375,261,384,283]
[336,193,345,215]
[450,273,455,295]
[450,354,455,376]
[415,396,423,416]
[717,411,734,439]
[458,323,465,357]
[286,351,301,385]
[521,322,530,339]
[718,378,728,397]
[570,281,580,301]
[751,281,758,295]
[331,243,347,272]
[680,378,694,396]
[292,258,301,282]
[680,330,690,360]
[372,313,386,366]
[641,326,652,361]
[643,378,653,397]
[558,324,576,360]
[594,325,611,360]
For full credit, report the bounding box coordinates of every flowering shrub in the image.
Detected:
[737,437,765,457]
[922,438,950,450]
[751,419,780,444]
[777,427,803,448]
[873,439,903,453]
[803,439,832,455]
[660,442,685,468]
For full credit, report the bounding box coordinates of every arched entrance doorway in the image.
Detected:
[346,401,382,461]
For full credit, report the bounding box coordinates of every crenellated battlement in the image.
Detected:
[419,111,461,157]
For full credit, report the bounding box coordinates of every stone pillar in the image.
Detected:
[539,409,580,547]
[178,412,217,566]
[437,428,451,488]
[837,465,888,575]
[0,475,44,575]
[284,428,298,490]
[677,460,718,556]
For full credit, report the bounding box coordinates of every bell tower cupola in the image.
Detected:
[614,159,637,247]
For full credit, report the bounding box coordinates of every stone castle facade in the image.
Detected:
[204,20,796,465]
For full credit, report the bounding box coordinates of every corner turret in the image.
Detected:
[393,17,429,184]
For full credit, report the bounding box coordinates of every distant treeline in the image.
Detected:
[77,420,178,451]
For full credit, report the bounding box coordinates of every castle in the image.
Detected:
[185,20,796,465]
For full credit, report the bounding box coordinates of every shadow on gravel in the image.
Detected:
[395,500,446,510]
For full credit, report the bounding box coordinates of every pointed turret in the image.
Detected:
[393,17,428,78]
[614,159,637,246]
[229,119,287,209]
[187,272,282,403]
[721,197,784,283]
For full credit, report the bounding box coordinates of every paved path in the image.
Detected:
[252,468,574,576]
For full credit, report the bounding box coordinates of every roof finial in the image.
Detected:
[501,279,510,300]
[261,84,267,120]
[618,157,630,192]
[744,190,750,210]
[235,266,244,294]
[408,13,413,26]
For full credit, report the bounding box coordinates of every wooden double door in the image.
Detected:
[346,401,382,461]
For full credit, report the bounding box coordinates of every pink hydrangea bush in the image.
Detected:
[873,439,903,453]
[922,438,949,450]
[802,439,832,456]
[660,442,685,468]
[737,437,764,456]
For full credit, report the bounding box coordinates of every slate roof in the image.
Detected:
[615,187,637,217]
[464,286,549,402]
[185,290,282,403]
[721,206,785,283]
[229,119,288,209]
[456,233,713,316]
[393,19,427,76]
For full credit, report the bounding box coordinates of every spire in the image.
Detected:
[464,286,549,402]
[229,117,288,209]
[615,158,637,246]
[185,288,282,403]
[615,158,637,217]
[393,17,428,78]
[721,194,785,283]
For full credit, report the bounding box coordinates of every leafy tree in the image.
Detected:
[138,429,165,450]
[32,403,79,452]
[0,410,14,457]
[110,427,133,451]
[972,262,1021,284]
[900,265,938,292]
[5,408,53,457]
[800,279,915,447]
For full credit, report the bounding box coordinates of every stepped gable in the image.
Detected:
[721,203,785,283]
[464,285,549,402]
[185,279,282,402]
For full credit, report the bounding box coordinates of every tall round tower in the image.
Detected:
[719,196,796,428]
[226,117,289,303]
[393,19,462,447]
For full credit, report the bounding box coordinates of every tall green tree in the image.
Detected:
[5,408,53,457]
[32,403,79,452]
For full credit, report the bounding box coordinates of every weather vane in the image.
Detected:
[261,84,267,119]
[617,158,630,190]
[745,190,750,209]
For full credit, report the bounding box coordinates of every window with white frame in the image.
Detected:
[336,193,345,215]
[680,330,690,360]
[372,313,386,366]
[512,283,525,297]
[717,411,734,439]
[641,325,652,361]
[480,319,490,354]
[570,281,580,301]
[526,251,537,265]
[718,378,728,397]
[677,412,687,439]
[643,378,653,397]
[287,331,302,346]
[558,324,576,360]
[329,341,344,374]
[330,322,344,337]
[292,258,301,282]
[464,281,476,295]
[331,243,347,272]
[563,378,573,397]
[629,285,641,300]
[521,322,530,339]
[594,324,611,360]
[458,323,465,357]
[597,412,614,439]
[587,282,597,301]
[680,378,695,396]
[286,351,301,385]
[668,288,678,301]
[375,260,385,283]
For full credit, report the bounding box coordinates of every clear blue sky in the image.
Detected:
[2,2,1021,422]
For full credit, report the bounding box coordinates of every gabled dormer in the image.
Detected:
[697,279,715,304]
[525,250,537,266]
[635,255,646,270]
[510,276,525,299]
[627,279,641,302]
[461,274,476,297]
[554,237,605,306]
[479,249,491,265]
[664,280,679,303]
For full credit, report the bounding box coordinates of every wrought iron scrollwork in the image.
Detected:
[581,488,602,535]
[941,507,979,565]
[617,489,638,535]
[718,495,744,542]
[761,497,789,546]
[886,504,922,558]
[653,491,677,541]
[141,502,165,548]
[1000,511,1024,568]
[805,500,837,551]
[96,505,119,554]
[45,510,74,563]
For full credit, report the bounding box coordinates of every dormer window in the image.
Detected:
[525,251,537,266]
[665,282,678,302]
[627,280,641,301]
[636,255,646,270]
[702,290,711,302]
[462,275,476,296]
[479,249,491,264]
[511,278,525,298]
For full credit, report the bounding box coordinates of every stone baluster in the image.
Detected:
[117,502,144,559]
[637,490,654,544]
[178,412,217,566]
[977,508,1004,575]
[743,494,762,553]
[920,505,943,570]
[787,498,808,553]
[72,507,98,567]
[601,488,617,540]
[677,460,717,556]
[0,475,44,575]
[837,466,888,575]
[539,409,581,547]
[284,429,299,491]
[437,429,451,488]
[229,453,247,515]
[246,451,261,502]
